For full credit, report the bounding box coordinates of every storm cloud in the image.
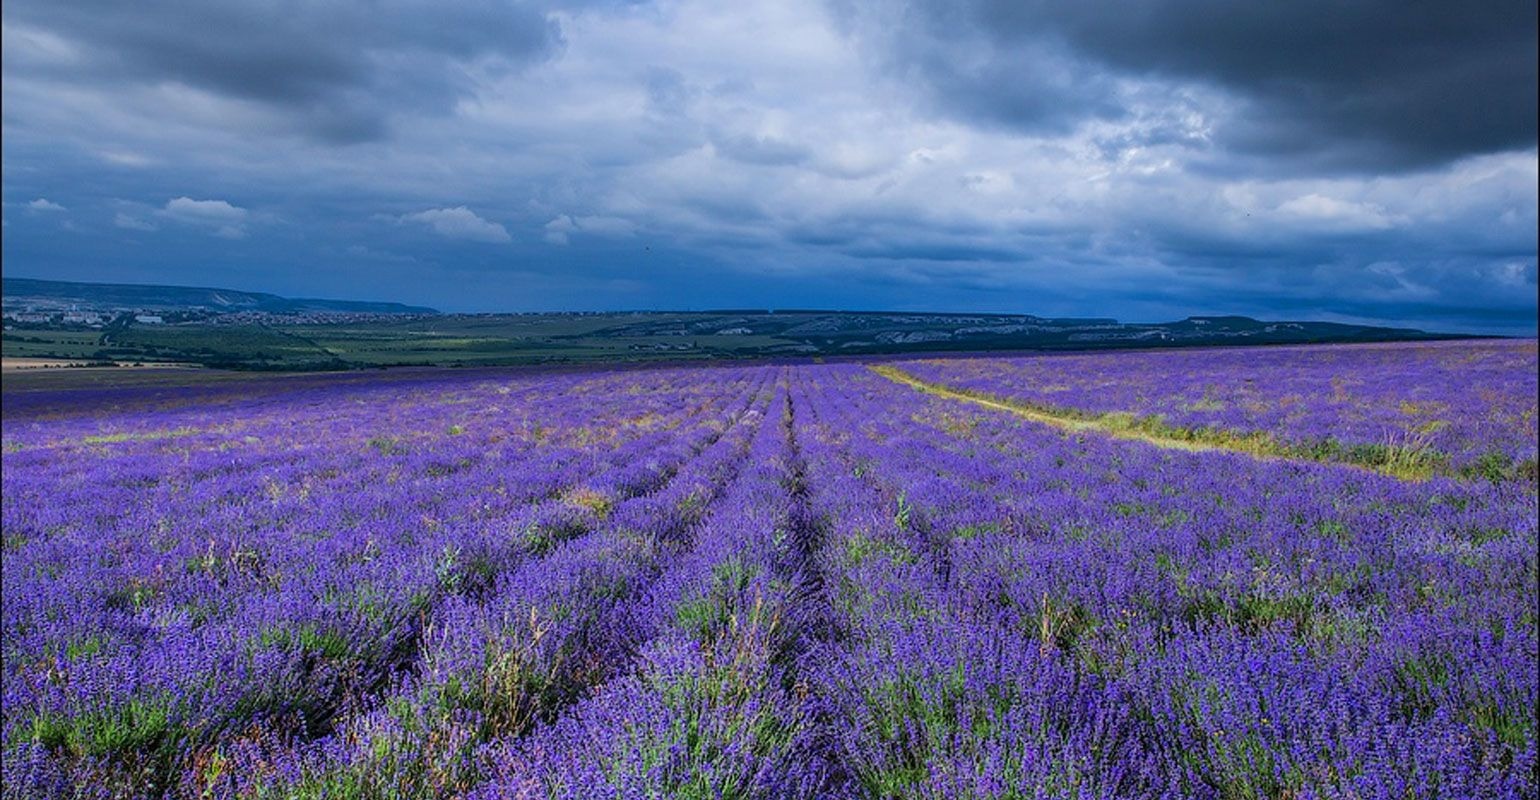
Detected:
[2,0,561,142]
[848,0,1538,172]
[2,0,1534,333]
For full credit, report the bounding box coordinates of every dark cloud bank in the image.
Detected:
[871,0,1537,169]
[3,0,1535,333]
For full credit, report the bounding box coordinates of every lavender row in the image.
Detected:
[471,378,837,797]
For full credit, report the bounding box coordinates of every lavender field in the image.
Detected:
[3,344,1537,799]
[894,340,1539,480]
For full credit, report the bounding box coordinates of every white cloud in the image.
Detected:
[544,215,576,245]
[97,150,153,167]
[401,206,511,243]
[1275,193,1399,232]
[544,214,637,245]
[161,196,246,222]
[28,198,66,212]
[114,212,157,231]
[1,22,81,68]
[1490,261,1536,288]
[156,196,250,238]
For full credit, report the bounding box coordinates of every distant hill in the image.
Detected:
[2,277,438,315]
[568,310,1455,353]
[1,277,1474,371]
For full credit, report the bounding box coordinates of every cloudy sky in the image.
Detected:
[2,0,1535,333]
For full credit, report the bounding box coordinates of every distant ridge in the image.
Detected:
[2,277,438,315]
[2,276,1478,372]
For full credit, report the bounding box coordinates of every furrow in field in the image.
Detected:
[465,371,846,798]
[773,376,848,789]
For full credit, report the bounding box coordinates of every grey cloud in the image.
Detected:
[840,240,1025,263]
[851,0,1537,172]
[914,42,1126,136]
[832,2,1125,136]
[644,67,695,118]
[1,0,1532,335]
[712,133,811,166]
[2,0,562,143]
